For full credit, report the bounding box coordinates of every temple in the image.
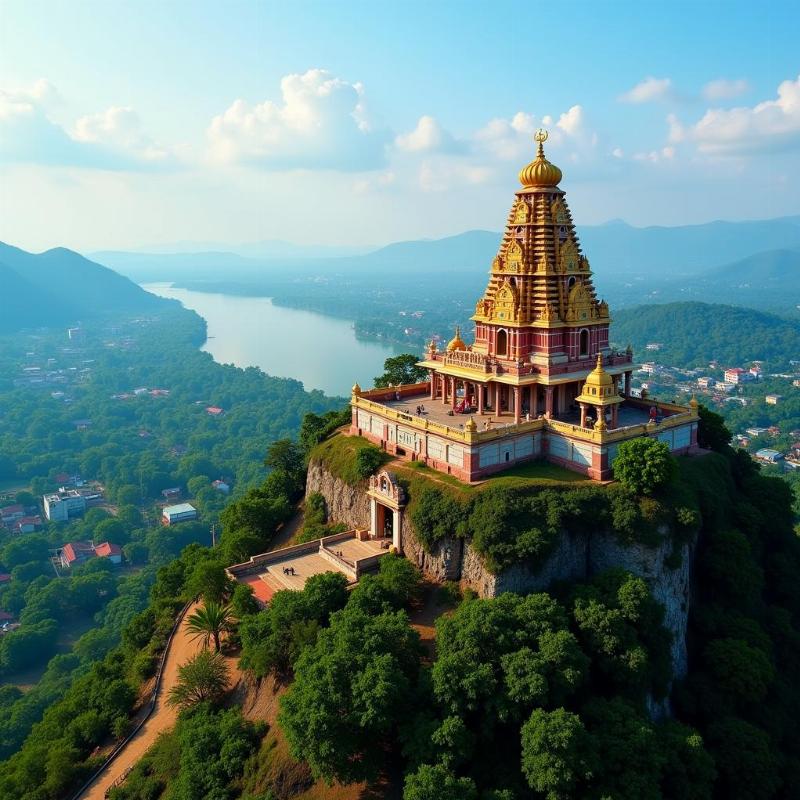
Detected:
[351,131,698,481]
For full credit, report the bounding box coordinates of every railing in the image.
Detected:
[68,599,193,800]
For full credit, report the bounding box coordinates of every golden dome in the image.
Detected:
[518,130,562,189]
[575,354,622,406]
[351,382,362,395]
[465,416,478,433]
[446,326,467,352]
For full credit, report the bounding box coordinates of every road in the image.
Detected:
[77,602,240,800]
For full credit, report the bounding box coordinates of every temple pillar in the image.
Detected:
[450,377,457,409]
[579,403,588,428]
[369,498,378,538]
[611,404,619,429]
[545,386,554,419]
[429,371,436,400]
[530,384,538,416]
[477,384,485,414]
[514,386,521,424]
[495,383,502,416]
[392,509,402,552]
[624,371,632,397]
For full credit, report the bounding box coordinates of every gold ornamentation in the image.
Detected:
[559,239,579,272]
[493,280,520,322]
[566,282,595,323]
[446,326,468,352]
[551,197,568,225]
[505,239,524,269]
[513,199,529,224]
[519,130,562,188]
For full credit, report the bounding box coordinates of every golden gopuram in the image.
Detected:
[350,131,698,480]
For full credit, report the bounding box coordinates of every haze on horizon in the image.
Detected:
[0,0,798,254]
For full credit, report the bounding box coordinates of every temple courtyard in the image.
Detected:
[227,530,392,605]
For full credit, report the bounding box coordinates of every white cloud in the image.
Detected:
[395,115,460,153]
[0,80,171,170]
[702,78,750,101]
[633,146,676,164]
[678,74,800,155]
[74,106,172,163]
[619,77,674,104]
[418,160,493,193]
[207,68,388,170]
[556,105,584,136]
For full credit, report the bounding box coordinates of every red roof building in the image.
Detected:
[205,406,225,417]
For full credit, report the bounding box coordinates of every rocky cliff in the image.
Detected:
[306,459,692,683]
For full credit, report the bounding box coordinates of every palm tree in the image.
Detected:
[186,601,233,652]
[167,650,229,709]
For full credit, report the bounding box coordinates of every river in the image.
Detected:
[142,283,405,397]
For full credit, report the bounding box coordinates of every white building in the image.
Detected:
[162,503,197,525]
[43,489,86,522]
[697,377,716,389]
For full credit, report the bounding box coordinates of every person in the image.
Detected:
[649,405,657,421]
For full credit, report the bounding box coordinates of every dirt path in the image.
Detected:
[77,602,242,800]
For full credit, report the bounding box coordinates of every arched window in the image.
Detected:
[579,328,589,357]
[496,329,508,356]
[568,276,577,290]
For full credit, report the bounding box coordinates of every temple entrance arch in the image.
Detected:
[497,329,508,356]
[367,470,406,552]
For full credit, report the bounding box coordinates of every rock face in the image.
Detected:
[306,460,692,682]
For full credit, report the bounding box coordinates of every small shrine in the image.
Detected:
[350,131,698,480]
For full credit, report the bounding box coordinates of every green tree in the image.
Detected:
[186,560,230,603]
[403,763,478,800]
[264,439,304,480]
[279,606,422,783]
[167,650,230,710]
[374,354,427,388]
[613,438,676,495]
[521,708,592,799]
[697,404,732,452]
[185,601,233,652]
[230,583,260,618]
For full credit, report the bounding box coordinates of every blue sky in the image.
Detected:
[1,0,798,252]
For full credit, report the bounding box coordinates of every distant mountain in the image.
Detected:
[117,239,374,259]
[90,216,800,287]
[579,216,800,277]
[91,250,264,282]
[701,247,800,285]
[610,302,800,368]
[0,242,165,333]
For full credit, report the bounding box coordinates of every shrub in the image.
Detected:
[613,438,676,495]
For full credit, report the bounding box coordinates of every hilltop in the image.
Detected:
[0,242,165,333]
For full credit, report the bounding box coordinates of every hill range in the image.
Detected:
[0,242,166,334]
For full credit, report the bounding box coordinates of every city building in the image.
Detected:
[161,487,182,500]
[765,394,782,405]
[697,377,715,389]
[205,406,225,417]
[724,368,754,385]
[754,449,784,464]
[94,541,123,564]
[43,489,86,522]
[350,132,698,481]
[60,540,122,568]
[162,503,198,525]
[212,479,230,493]
[746,427,769,437]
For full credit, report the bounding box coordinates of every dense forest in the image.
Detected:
[3,400,798,800]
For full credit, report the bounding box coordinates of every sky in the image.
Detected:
[1,0,798,253]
